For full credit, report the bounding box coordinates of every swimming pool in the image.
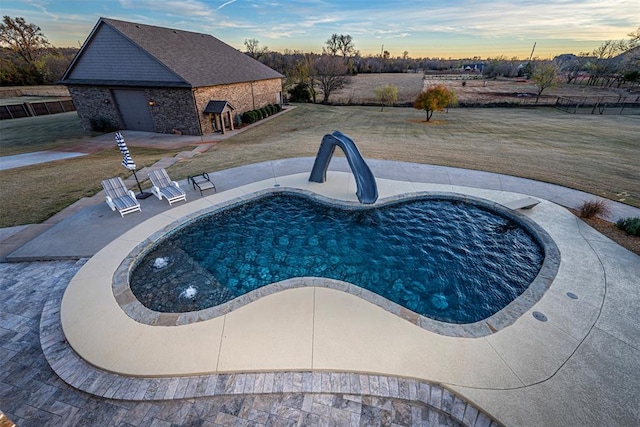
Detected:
[129,192,547,324]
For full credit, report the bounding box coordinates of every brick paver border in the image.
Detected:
[41,282,501,426]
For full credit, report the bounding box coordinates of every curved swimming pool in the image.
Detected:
[130,192,546,324]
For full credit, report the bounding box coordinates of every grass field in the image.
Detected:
[168,104,640,207]
[0,113,182,226]
[0,103,638,227]
[329,73,637,107]
[0,112,97,156]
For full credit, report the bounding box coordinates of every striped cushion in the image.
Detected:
[149,169,172,189]
[102,177,129,198]
[111,194,139,211]
[160,185,185,200]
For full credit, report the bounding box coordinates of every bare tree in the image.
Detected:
[0,15,51,65]
[324,33,355,59]
[315,55,351,103]
[627,26,640,48]
[555,54,587,84]
[588,39,628,86]
[324,34,340,56]
[244,38,268,59]
[337,34,355,58]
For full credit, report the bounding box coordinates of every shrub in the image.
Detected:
[288,82,311,102]
[274,103,282,112]
[374,84,398,111]
[579,199,611,219]
[260,107,269,117]
[242,111,257,124]
[234,113,242,127]
[89,117,117,132]
[255,109,264,120]
[616,217,640,236]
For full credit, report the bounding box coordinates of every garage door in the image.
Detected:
[112,90,155,132]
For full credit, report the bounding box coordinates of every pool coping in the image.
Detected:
[113,188,560,338]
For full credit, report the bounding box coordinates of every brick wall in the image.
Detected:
[194,78,282,133]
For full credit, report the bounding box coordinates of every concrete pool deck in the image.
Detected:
[2,159,639,426]
[55,165,640,426]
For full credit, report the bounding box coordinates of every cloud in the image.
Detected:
[119,0,216,19]
[6,0,639,55]
[216,0,237,11]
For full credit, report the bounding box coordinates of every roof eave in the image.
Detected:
[60,79,192,88]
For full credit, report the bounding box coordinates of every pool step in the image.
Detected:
[131,245,234,312]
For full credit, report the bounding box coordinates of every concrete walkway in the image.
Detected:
[0,108,294,261]
[0,151,87,171]
[2,157,639,262]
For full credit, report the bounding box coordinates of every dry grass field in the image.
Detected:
[168,104,639,207]
[0,112,97,156]
[430,77,637,105]
[330,73,638,107]
[1,85,639,227]
[331,73,425,104]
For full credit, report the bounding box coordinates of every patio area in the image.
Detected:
[1,159,639,426]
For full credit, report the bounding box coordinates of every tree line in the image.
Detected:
[0,16,78,85]
[1,15,638,98]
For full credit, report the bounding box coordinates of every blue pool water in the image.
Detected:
[130,193,545,323]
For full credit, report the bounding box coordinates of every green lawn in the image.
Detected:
[0,112,97,156]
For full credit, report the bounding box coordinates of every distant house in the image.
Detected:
[60,18,284,136]
[461,63,485,73]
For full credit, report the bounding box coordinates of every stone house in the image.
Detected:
[60,18,283,136]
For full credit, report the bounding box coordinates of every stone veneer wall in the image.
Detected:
[68,86,124,131]
[194,78,282,134]
[145,88,201,135]
[68,86,202,135]
[69,79,281,135]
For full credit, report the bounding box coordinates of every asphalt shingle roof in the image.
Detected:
[203,100,235,114]
[64,18,283,88]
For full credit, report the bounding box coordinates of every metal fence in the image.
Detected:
[0,99,76,120]
[555,95,640,115]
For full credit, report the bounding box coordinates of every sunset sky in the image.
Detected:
[2,0,638,59]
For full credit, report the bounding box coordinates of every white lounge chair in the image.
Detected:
[148,169,187,206]
[101,177,141,217]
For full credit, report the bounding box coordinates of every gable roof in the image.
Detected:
[61,18,283,88]
[203,100,235,114]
